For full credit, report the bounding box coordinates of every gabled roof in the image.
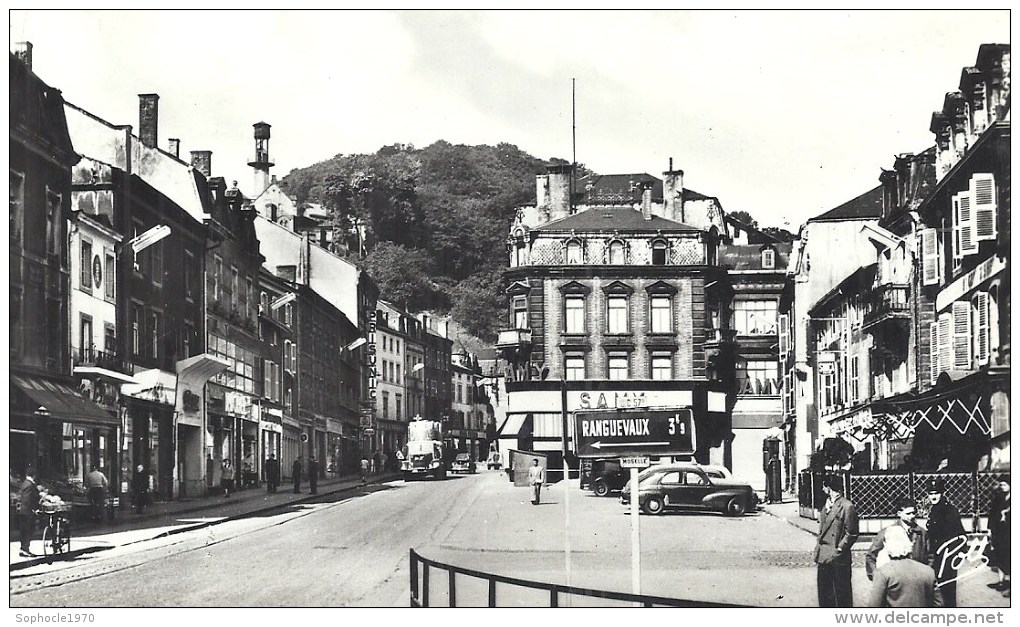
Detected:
[535,207,698,232]
[809,263,878,317]
[809,185,884,222]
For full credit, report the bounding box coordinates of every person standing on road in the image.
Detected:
[293,456,303,493]
[814,475,859,607]
[308,456,319,494]
[866,524,943,608]
[360,456,369,484]
[132,464,149,514]
[866,497,928,580]
[265,454,280,493]
[924,479,966,607]
[987,479,1011,597]
[17,469,40,557]
[84,464,109,523]
[221,459,235,498]
[528,459,544,505]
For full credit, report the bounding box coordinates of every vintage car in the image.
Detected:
[586,460,732,497]
[451,453,477,474]
[620,466,758,516]
[486,452,502,470]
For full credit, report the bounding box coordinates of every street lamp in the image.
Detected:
[128,224,171,254]
[344,337,367,351]
[270,292,296,310]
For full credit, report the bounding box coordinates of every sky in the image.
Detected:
[9,10,1011,229]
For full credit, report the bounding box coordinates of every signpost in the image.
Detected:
[573,408,695,458]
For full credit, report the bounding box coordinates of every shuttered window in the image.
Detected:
[937,314,952,376]
[919,227,940,286]
[929,322,939,385]
[971,173,997,241]
[952,301,971,370]
[778,314,790,360]
[974,292,990,366]
[953,191,978,257]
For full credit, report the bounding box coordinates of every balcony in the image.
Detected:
[496,328,532,350]
[704,327,738,349]
[863,283,911,330]
[72,345,135,382]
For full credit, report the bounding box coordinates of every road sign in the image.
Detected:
[620,456,650,469]
[573,408,695,458]
[364,428,375,435]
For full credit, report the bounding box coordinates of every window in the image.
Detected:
[80,315,93,353]
[150,311,161,359]
[565,354,586,380]
[651,354,672,380]
[512,295,528,329]
[131,305,142,356]
[564,296,585,333]
[651,240,668,265]
[566,240,583,264]
[849,354,860,404]
[395,394,402,421]
[952,301,971,370]
[81,240,93,291]
[608,241,626,265]
[737,360,779,395]
[213,256,222,301]
[650,296,672,333]
[231,267,239,308]
[260,291,269,314]
[246,278,253,319]
[151,240,163,284]
[382,392,390,420]
[396,364,401,384]
[732,300,778,335]
[10,170,24,243]
[607,353,629,380]
[46,189,62,257]
[606,295,629,334]
[762,248,775,269]
[105,252,116,300]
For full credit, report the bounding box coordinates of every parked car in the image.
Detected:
[620,466,758,516]
[451,453,477,474]
[486,452,502,470]
[585,460,732,497]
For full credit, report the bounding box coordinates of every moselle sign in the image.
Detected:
[573,408,695,458]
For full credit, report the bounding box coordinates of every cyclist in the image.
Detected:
[84,464,108,523]
[16,469,40,557]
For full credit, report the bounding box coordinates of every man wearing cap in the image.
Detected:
[814,476,859,607]
[925,478,965,607]
[867,496,928,580]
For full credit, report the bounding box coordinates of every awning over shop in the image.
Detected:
[121,368,176,405]
[176,353,230,386]
[11,374,118,427]
[497,413,528,437]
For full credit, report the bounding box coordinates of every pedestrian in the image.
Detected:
[132,464,149,514]
[308,456,319,494]
[381,451,389,473]
[866,496,928,580]
[986,478,1011,597]
[265,453,280,493]
[293,456,303,493]
[221,459,235,498]
[372,451,380,474]
[242,453,255,489]
[84,464,109,524]
[16,469,40,557]
[924,478,966,606]
[528,459,545,505]
[866,525,943,608]
[360,456,369,484]
[813,475,859,607]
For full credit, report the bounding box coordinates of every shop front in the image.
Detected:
[121,369,177,503]
[261,405,284,480]
[175,354,228,497]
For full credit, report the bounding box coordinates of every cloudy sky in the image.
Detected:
[10,10,1010,228]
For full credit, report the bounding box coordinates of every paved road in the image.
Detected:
[10,471,1007,608]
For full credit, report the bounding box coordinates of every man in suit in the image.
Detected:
[866,525,943,608]
[814,475,859,607]
[925,478,966,607]
[866,497,928,580]
[308,456,318,495]
[265,454,280,493]
[292,456,303,494]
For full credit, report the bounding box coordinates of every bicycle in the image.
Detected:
[37,506,72,557]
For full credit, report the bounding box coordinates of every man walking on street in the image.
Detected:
[293,456,303,494]
[265,454,280,493]
[814,475,859,607]
[308,456,318,494]
[925,479,966,607]
[17,469,40,557]
[866,496,928,580]
[84,464,109,523]
[360,457,369,484]
[528,459,544,505]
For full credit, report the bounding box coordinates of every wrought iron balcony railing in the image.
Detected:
[863,283,910,328]
[72,345,133,376]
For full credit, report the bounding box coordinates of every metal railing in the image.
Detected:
[72,345,133,375]
[863,283,910,326]
[409,548,745,608]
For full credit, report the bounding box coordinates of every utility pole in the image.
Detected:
[571,78,576,214]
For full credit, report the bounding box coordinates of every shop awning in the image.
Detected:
[497,414,528,437]
[11,374,118,427]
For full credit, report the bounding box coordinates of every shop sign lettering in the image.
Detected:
[578,391,647,410]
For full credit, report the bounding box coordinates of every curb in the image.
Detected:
[10,475,397,572]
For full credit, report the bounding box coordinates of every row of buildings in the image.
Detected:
[10,43,490,507]
[494,44,1010,494]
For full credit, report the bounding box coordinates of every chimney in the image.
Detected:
[663,159,685,223]
[641,182,654,220]
[12,41,33,69]
[138,94,159,148]
[190,150,212,178]
[544,164,573,224]
[168,138,181,158]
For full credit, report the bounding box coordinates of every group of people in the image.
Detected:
[814,475,1011,608]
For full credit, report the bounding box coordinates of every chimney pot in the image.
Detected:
[190,150,212,178]
[138,94,159,148]
[168,138,181,158]
[13,41,33,69]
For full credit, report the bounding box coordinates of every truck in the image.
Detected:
[400,416,450,480]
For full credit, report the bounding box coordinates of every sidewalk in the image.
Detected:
[10,471,399,572]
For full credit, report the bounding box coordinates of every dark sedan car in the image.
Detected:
[620,467,758,516]
[451,453,477,474]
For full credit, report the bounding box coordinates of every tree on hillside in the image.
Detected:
[362,242,446,312]
[729,210,758,228]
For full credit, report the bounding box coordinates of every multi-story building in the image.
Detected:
[450,349,488,460]
[419,314,453,423]
[377,301,412,455]
[257,267,295,478]
[496,164,732,472]
[10,45,116,486]
[404,317,426,421]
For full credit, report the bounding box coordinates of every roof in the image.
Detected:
[535,206,698,232]
[809,185,884,222]
[576,173,663,204]
[719,242,792,271]
[684,188,715,202]
[808,263,878,316]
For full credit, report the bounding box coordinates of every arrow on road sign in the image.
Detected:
[591,441,670,449]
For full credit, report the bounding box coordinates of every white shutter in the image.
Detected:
[957,191,978,256]
[778,314,789,360]
[937,314,952,376]
[263,359,271,398]
[952,301,971,370]
[971,173,997,241]
[920,228,940,285]
[929,322,939,385]
[975,292,990,365]
[290,341,297,372]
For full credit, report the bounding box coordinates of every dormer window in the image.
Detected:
[651,240,668,265]
[762,247,775,269]
[565,239,583,264]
